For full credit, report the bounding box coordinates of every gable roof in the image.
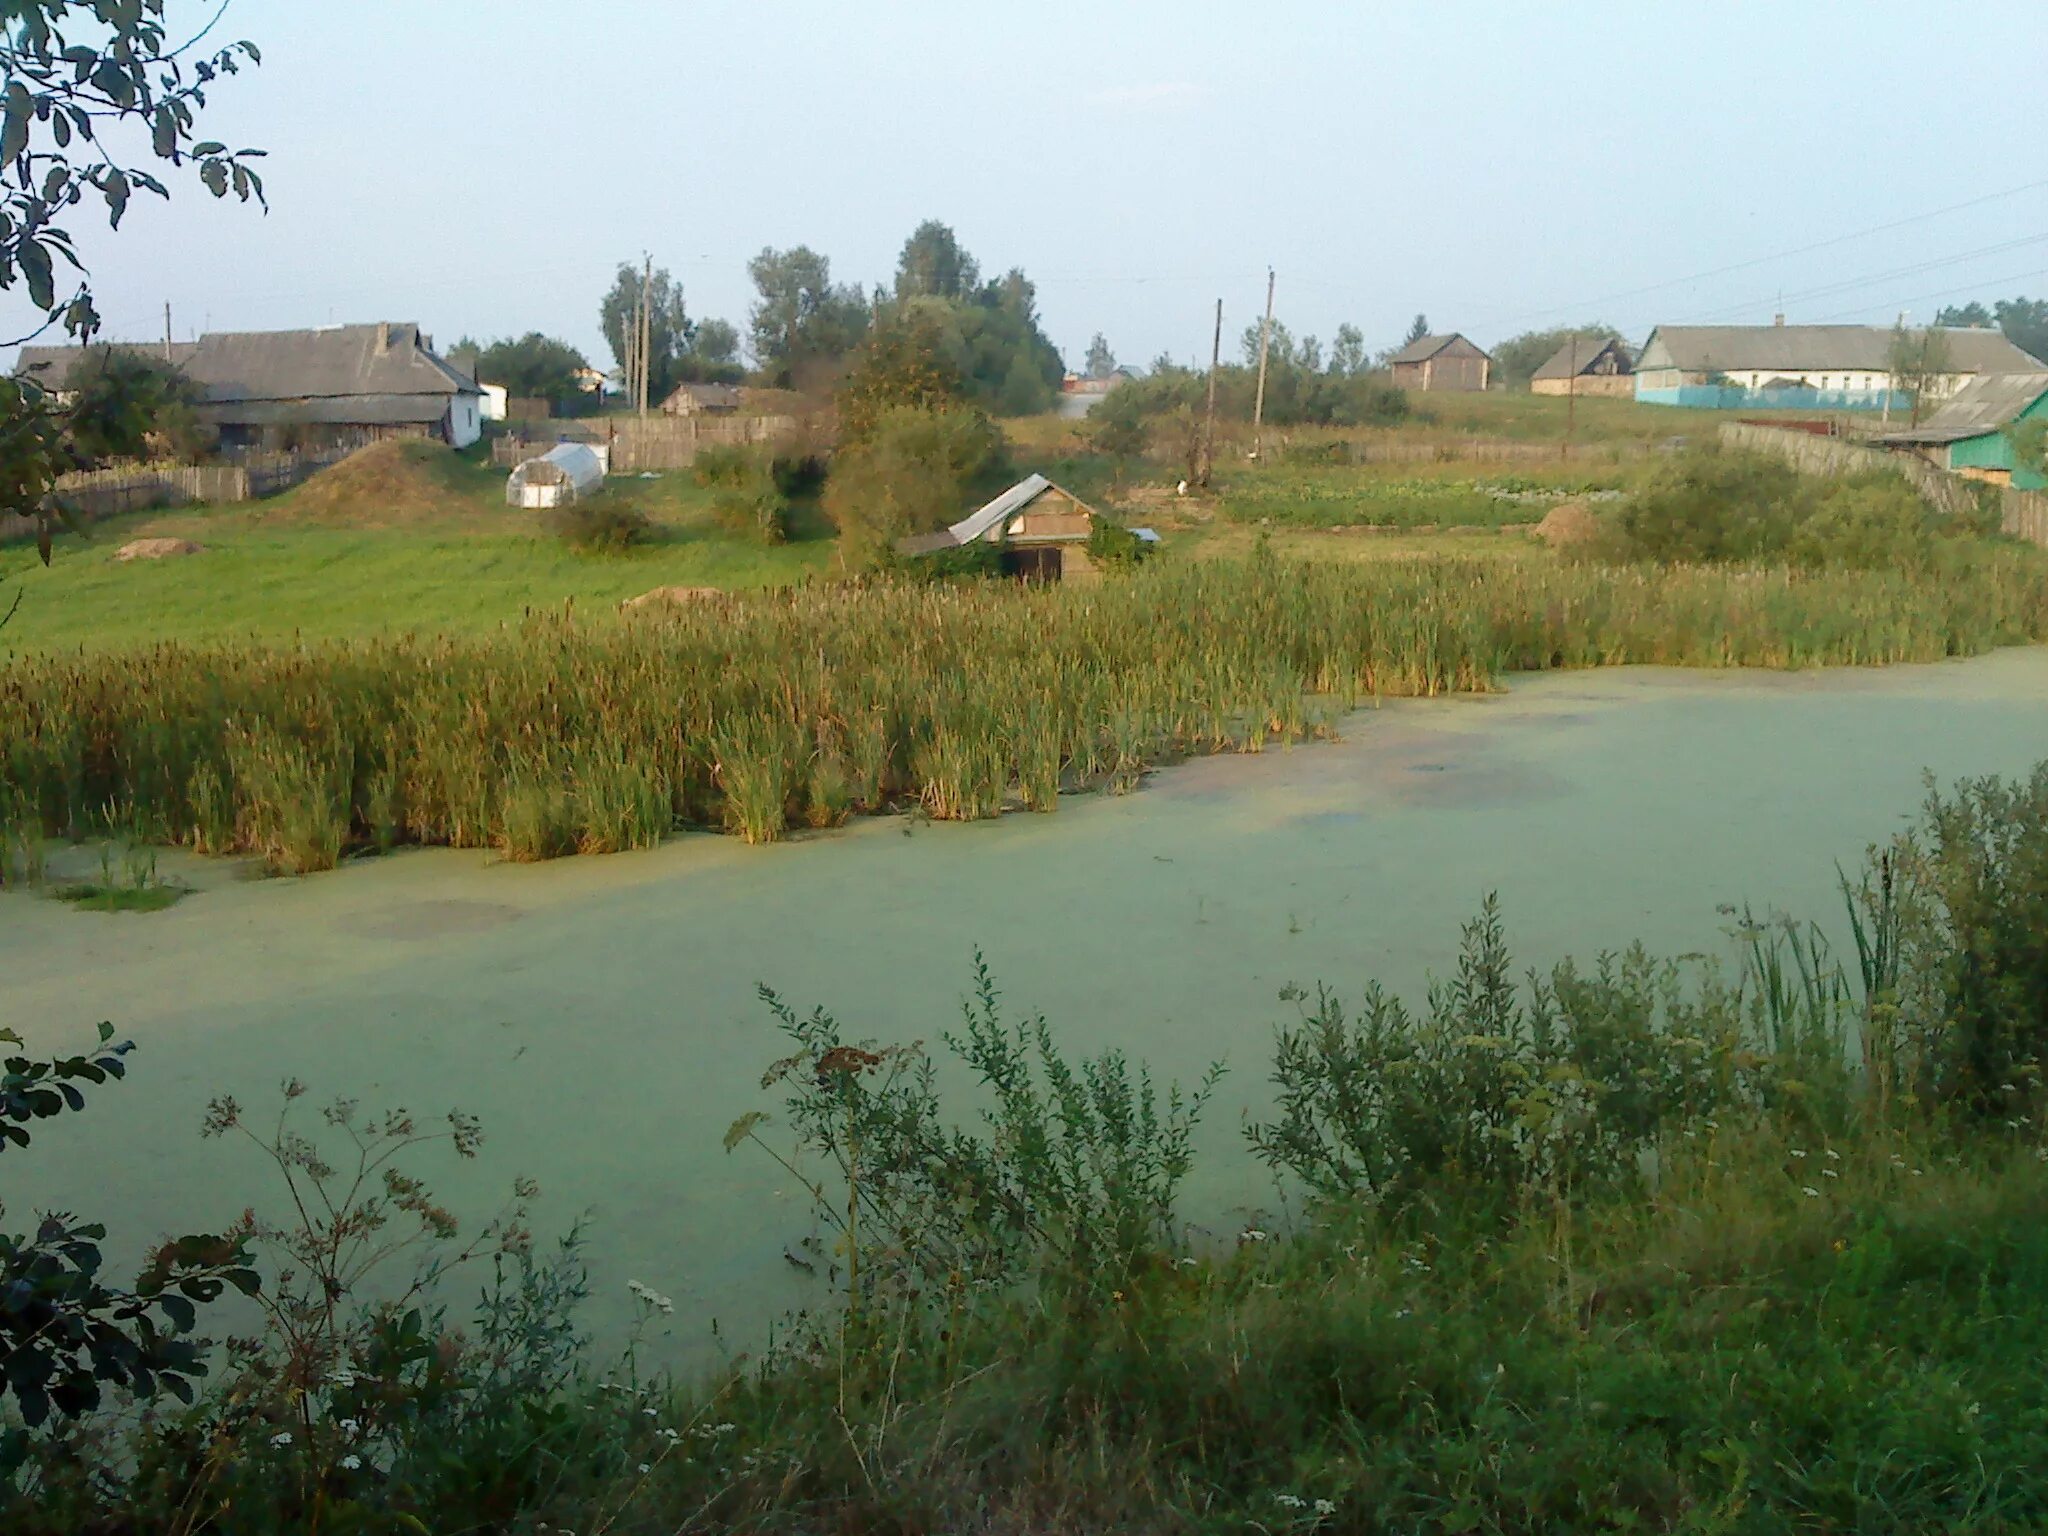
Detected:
[1881,372,2048,445]
[16,323,479,416]
[1639,324,2044,376]
[1532,334,1631,380]
[661,381,742,410]
[1386,333,1486,365]
[898,474,1103,555]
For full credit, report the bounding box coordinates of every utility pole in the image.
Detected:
[1251,267,1275,460]
[1199,297,1222,487]
[638,253,654,419]
[1563,333,1578,460]
[163,302,173,363]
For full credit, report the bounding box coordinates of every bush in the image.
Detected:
[821,403,1006,570]
[1594,444,1813,563]
[542,494,651,552]
[1086,519,1152,568]
[1790,476,1940,570]
[692,445,788,545]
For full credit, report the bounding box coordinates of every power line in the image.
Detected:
[1813,266,2048,323]
[1679,232,2048,323]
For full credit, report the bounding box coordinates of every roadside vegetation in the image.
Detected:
[8,765,2048,1531]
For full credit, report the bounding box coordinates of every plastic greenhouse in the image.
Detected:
[506,441,605,508]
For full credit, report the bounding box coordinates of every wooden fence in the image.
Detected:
[0,449,348,540]
[492,414,802,472]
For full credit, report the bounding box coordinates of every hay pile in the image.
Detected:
[1533,499,1604,552]
[281,440,473,524]
[114,538,204,561]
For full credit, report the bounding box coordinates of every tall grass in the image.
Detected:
[5,550,2048,872]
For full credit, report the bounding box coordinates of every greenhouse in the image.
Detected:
[506,441,605,508]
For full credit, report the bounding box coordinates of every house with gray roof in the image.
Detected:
[1530,334,1633,398]
[16,321,483,450]
[1881,372,2048,490]
[897,473,1154,580]
[1387,333,1491,392]
[1632,322,2043,411]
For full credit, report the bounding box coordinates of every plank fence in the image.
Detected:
[0,449,348,541]
[492,414,802,472]
[1717,420,2048,545]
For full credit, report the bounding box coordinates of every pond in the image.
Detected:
[7,648,2048,1370]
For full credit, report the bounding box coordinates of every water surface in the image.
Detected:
[7,651,2048,1367]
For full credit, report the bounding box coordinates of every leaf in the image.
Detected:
[19,239,53,310]
[724,1110,767,1152]
[0,82,30,165]
[101,170,128,228]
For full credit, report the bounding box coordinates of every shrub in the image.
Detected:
[821,403,1005,570]
[1790,475,1940,570]
[1593,443,1813,563]
[542,494,651,552]
[692,445,788,545]
[1086,519,1152,568]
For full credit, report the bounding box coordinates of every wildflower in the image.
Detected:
[1823,1148,1840,1161]
[1822,1168,1838,1178]
[270,1431,293,1448]
[1789,1149,1807,1159]
[643,1407,659,1418]
[714,1422,737,1435]
[1275,1493,1307,1509]
[1314,1499,1337,1516]
[638,1462,651,1474]
[660,1428,681,1444]
[1240,1228,1269,1243]
[339,1418,360,1435]
[1802,1187,1820,1198]
[340,1454,361,1471]
[329,1369,356,1388]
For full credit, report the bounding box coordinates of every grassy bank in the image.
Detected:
[7,550,2048,875]
[11,764,2048,1532]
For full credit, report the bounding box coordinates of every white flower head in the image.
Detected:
[1274,1493,1306,1509]
[340,1454,361,1471]
[1802,1186,1820,1198]
[270,1431,293,1448]
[1314,1499,1337,1516]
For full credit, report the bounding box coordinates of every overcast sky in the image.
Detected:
[18,0,2048,372]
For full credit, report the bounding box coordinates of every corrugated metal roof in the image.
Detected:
[15,323,478,421]
[947,473,1056,544]
[1640,324,2043,375]
[1531,334,1631,380]
[1880,372,2048,445]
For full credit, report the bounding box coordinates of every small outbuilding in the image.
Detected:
[898,473,1138,581]
[1387,333,1492,392]
[1881,372,2048,489]
[1529,335,1633,397]
[661,382,743,416]
[507,441,606,508]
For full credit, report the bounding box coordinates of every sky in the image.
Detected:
[15,0,2048,373]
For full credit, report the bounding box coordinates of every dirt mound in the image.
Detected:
[621,585,725,614]
[114,537,204,561]
[280,439,477,524]
[1533,500,1603,551]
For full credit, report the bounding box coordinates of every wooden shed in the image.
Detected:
[898,474,1151,581]
[1529,335,1634,397]
[1387,333,1492,392]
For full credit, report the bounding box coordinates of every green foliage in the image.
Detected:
[1085,518,1151,568]
[1087,385,1150,462]
[542,494,652,553]
[1787,476,1941,571]
[746,245,871,389]
[473,332,587,409]
[2009,416,2048,482]
[60,348,205,463]
[1084,332,1117,380]
[822,403,1005,570]
[1596,444,1813,562]
[1114,355,1409,433]
[1889,323,1954,421]
[0,2,264,339]
[1938,295,2048,363]
[598,262,691,401]
[737,954,1220,1307]
[692,444,789,545]
[834,306,970,447]
[893,218,980,301]
[1402,312,1430,346]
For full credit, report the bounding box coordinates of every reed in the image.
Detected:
[5,550,2047,869]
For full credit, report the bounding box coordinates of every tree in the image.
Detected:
[1298,335,1323,373]
[822,403,1004,570]
[599,264,691,403]
[1328,324,1367,376]
[748,246,870,388]
[1994,297,2048,364]
[1888,323,1953,426]
[894,220,981,302]
[64,349,205,463]
[1240,319,1297,369]
[692,317,742,369]
[1403,313,1431,346]
[2,3,265,344]
[1085,333,1118,380]
[1,2,267,613]
[474,333,587,409]
[835,305,969,446]
[1934,301,1994,329]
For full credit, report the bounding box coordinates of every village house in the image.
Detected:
[1386,334,1491,392]
[1529,335,1634,397]
[1632,321,2043,410]
[897,473,1154,581]
[660,381,743,416]
[1881,372,2048,490]
[17,322,483,450]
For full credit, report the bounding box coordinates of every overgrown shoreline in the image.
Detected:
[7,549,2048,878]
[7,765,2048,1532]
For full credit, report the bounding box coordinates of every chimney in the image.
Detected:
[376,321,390,353]
[1772,313,1785,327]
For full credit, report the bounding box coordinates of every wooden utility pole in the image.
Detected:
[1563,333,1578,460]
[1251,268,1275,460]
[637,254,653,418]
[163,302,173,363]
[1199,298,1222,487]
